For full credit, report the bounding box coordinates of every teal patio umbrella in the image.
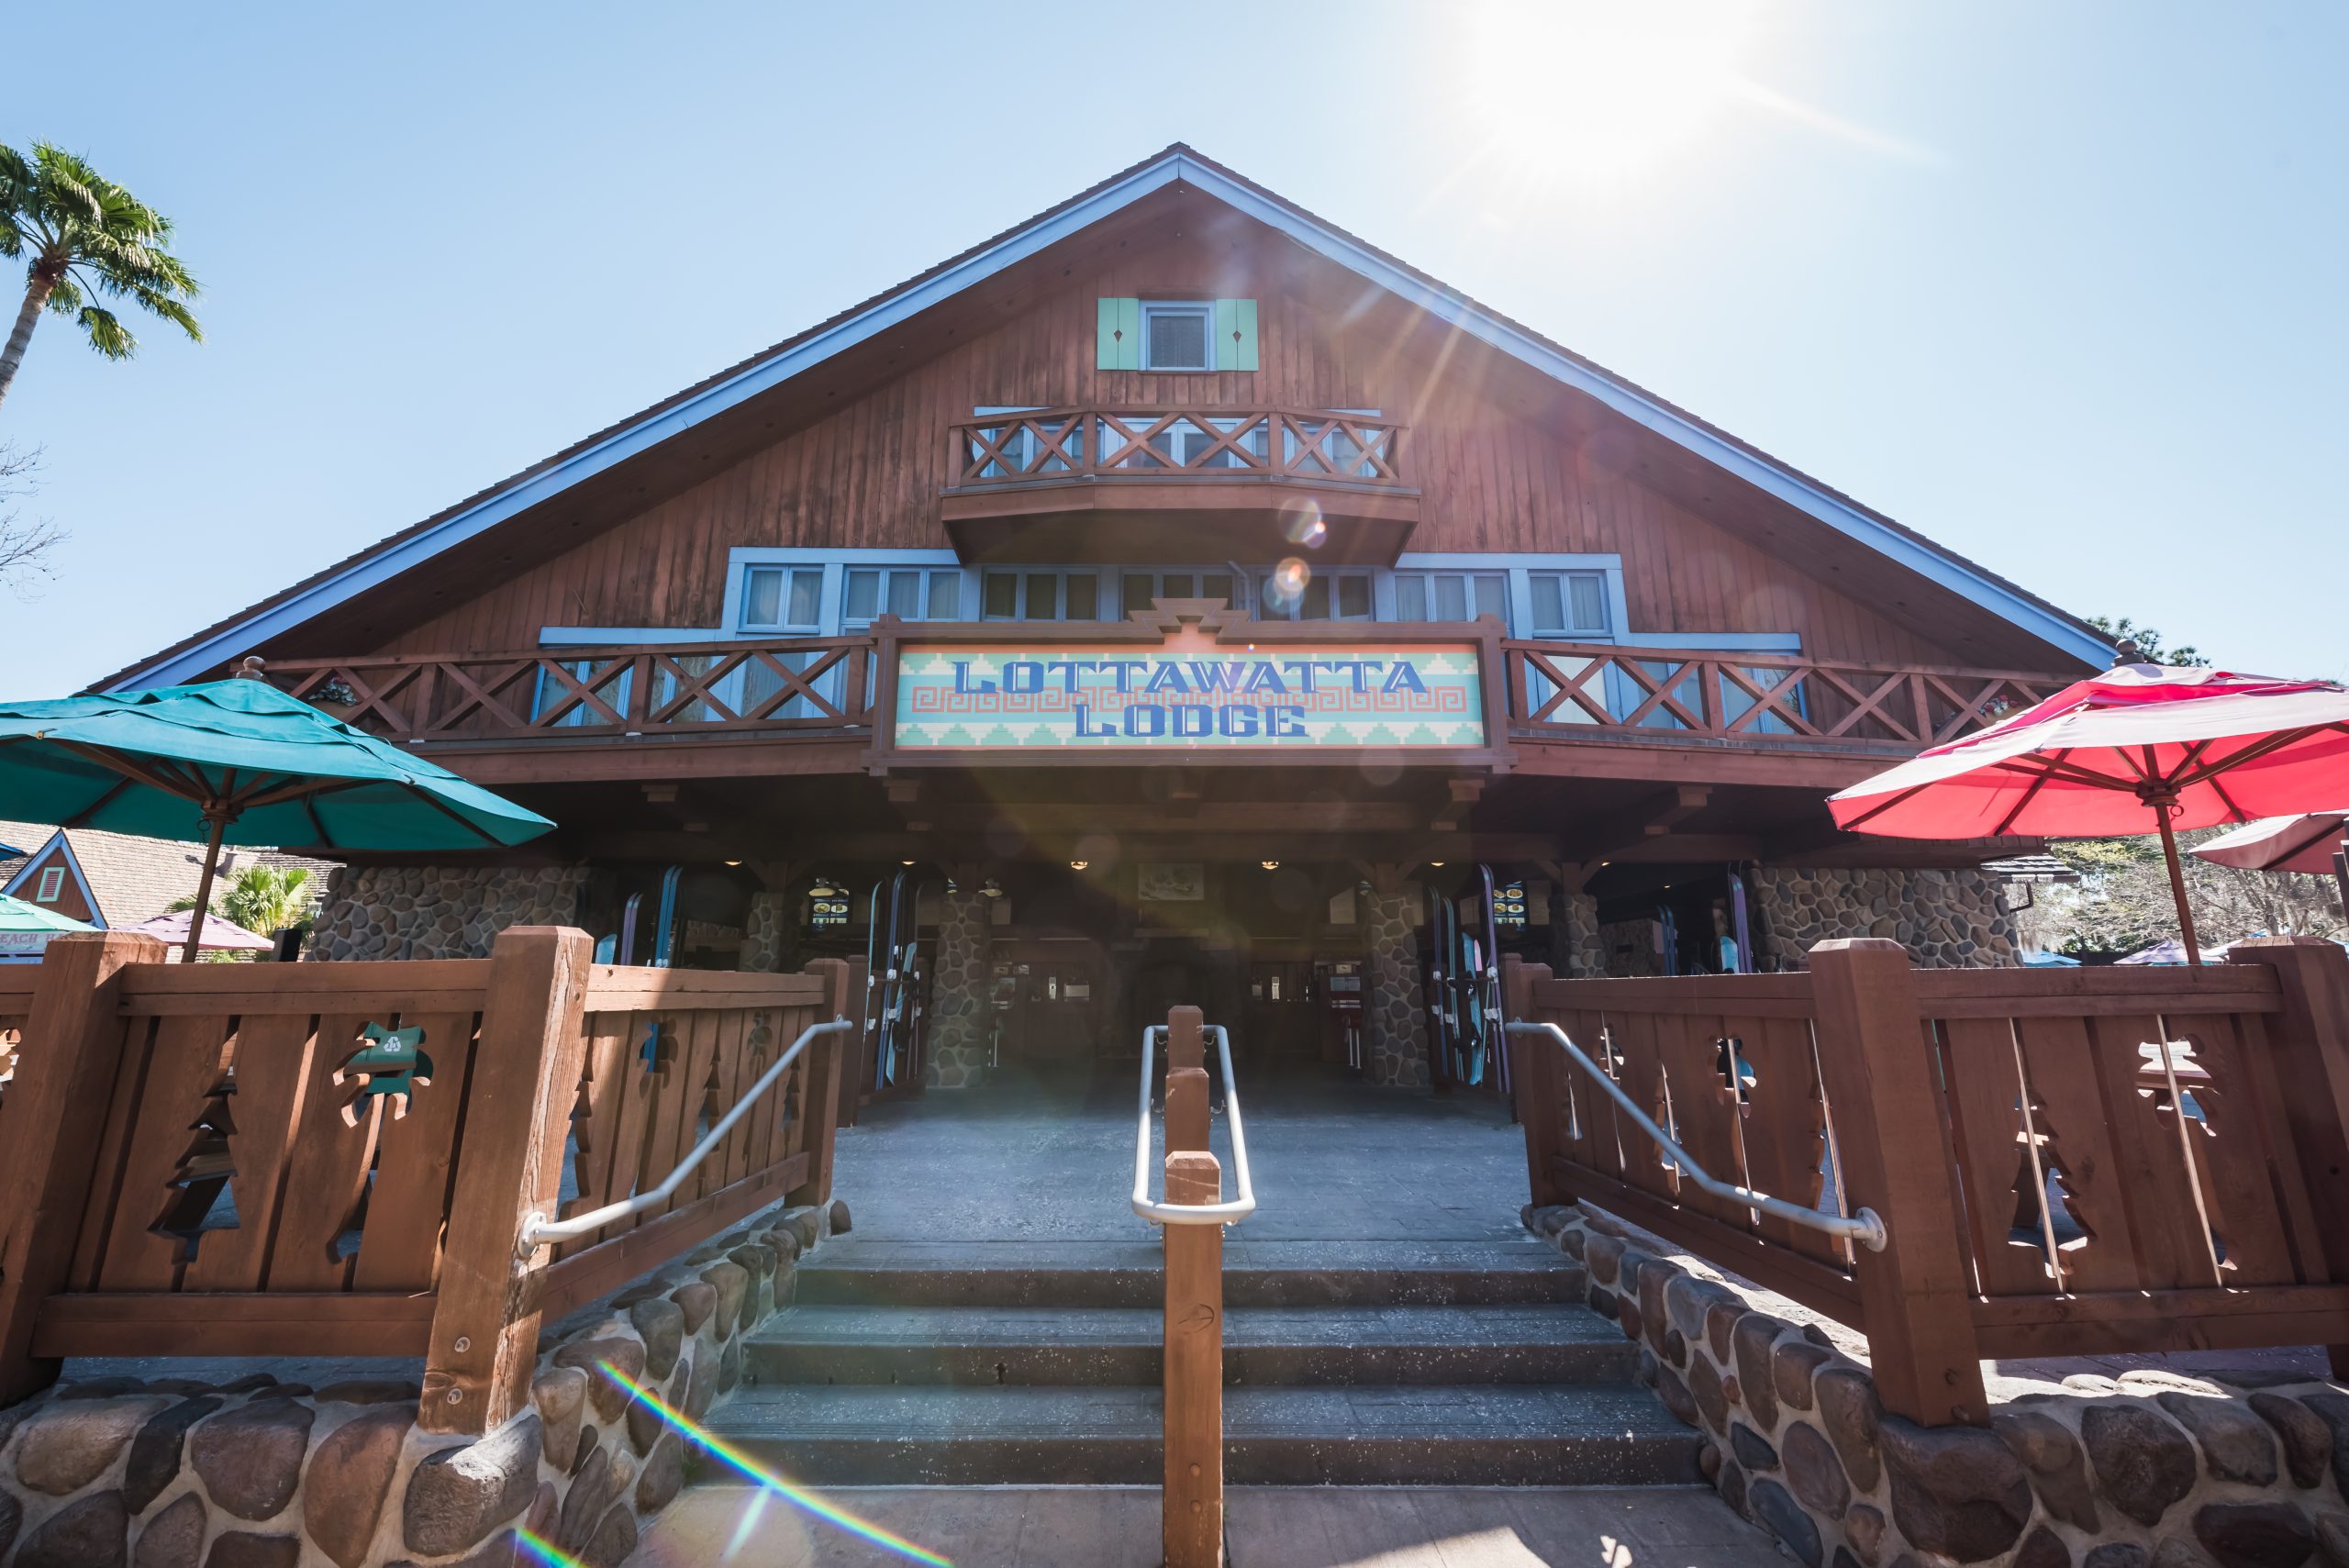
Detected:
[0,893,95,962]
[0,675,555,961]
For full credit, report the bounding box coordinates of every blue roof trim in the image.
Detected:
[115,150,2106,688]
[0,833,106,929]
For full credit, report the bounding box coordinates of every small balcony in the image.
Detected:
[940,406,1420,565]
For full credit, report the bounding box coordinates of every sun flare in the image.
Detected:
[1457,0,1761,194]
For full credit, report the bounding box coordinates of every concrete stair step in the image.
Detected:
[746,1303,1636,1386]
[794,1239,1585,1308]
[703,1383,1700,1486]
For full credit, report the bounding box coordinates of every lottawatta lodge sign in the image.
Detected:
[892,641,1487,751]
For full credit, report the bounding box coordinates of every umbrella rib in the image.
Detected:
[59,770,141,828]
[2172,728,2321,791]
[1834,781,1936,831]
[1991,757,2064,838]
[2205,771,2252,826]
[409,784,510,848]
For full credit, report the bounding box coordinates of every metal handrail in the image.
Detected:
[1133,1024,1257,1227]
[517,1018,854,1257]
[1504,1020,1887,1252]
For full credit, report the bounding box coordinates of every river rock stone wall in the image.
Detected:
[923,885,990,1089]
[1524,1201,2349,1568]
[307,866,590,962]
[1753,866,2020,969]
[1364,890,1430,1088]
[0,1197,852,1568]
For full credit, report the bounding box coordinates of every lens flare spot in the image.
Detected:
[517,1529,589,1568]
[1266,559,1309,613]
[1282,500,1328,549]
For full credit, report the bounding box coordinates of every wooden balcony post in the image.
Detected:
[1163,1006,1223,1567]
[0,931,164,1407]
[788,958,853,1209]
[1501,957,1569,1211]
[2228,937,2349,1377]
[420,926,593,1435]
[1805,938,1987,1426]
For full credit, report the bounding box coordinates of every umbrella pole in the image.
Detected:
[184,811,231,963]
[2154,806,2203,969]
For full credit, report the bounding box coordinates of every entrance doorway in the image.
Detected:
[990,939,1111,1071]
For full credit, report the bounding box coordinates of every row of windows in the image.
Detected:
[738,561,1617,639]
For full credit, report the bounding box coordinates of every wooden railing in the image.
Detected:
[1506,641,2068,750]
[0,929,852,1432]
[0,968,29,1126]
[1504,938,2349,1427]
[262,635,876,742]
[949,406,1408,488]
[250,635,2074,762]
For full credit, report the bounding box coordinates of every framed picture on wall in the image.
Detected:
[1135,862,1206,902]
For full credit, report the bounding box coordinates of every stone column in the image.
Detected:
[1551,885,1606,977]
[1363,887,1430,1088]
[739,890,793,973]
[924,884,992,1088]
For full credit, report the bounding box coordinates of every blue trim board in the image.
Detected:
[117,149,2106,688]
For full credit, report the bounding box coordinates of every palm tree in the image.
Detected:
[170,864,318,939]
[0,142,201,412]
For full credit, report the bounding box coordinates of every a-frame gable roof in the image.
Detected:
[106,143,2111,690]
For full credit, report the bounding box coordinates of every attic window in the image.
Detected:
[34,866,63,903]
[1143,304,1212,371]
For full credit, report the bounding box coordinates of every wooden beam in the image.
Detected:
[1564,785,1711,862]
[420,927,594,1434]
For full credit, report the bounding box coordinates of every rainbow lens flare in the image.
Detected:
[1266,557,1309,611]
[515,1527,586,1568]
[599,1361,954,1567]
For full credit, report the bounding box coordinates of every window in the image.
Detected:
[1122,569,1238,615]
[1528,571,1611,637]
[982,570,1099,621]
[740,565,823,631]
[843,567,963,625]
[34,866,63,903]
[1142,302,1214,372]
[1258,568,1374,621]
[1392,571,1507,623]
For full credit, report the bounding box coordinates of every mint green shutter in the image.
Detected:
[1097,297,1140,370]
[1216,298,1259,371]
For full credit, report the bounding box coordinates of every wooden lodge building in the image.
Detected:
[106,145,2110,1091]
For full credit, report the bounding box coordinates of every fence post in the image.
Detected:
[1162,1004,1223,1568]
[0,932,164,1407]
[790,957,852,1209]
[2229,937,2349,1378]
[1501,956,1568,1211]
[1806,938,1988,1427]
[420,926,594,1435]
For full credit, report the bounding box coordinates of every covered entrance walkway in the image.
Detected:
[831,1060,1528,1245]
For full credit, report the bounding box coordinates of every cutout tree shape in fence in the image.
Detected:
[2136,1034,2231,1272]
[153,1073,239,1264]
[2006,1072,2096,1284]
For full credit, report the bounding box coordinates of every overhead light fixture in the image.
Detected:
[901,860,917,866]
[1070,860,1090,871]
[1261,860,1280,871]
[981,878,1004,899]
[723,860,741,867]
[1430,861,1445,868]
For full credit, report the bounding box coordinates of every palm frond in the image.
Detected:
[76,303,135,359]
[43,274,83,315]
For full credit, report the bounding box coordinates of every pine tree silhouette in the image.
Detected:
[2138,1036,2231,1269]
[2008,1079,2092,1272]
[154,1073,239,1263]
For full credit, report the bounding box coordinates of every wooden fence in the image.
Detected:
[1505,937,2349,1428]
[0,929,852,1433]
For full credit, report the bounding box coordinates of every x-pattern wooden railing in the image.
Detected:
[1506,641,2068,749]
[949,406,1408,487]
[264,637,876,742]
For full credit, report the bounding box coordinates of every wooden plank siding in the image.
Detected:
[380,228,1973,671]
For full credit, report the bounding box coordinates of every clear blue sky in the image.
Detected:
[5,1,2342,694]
